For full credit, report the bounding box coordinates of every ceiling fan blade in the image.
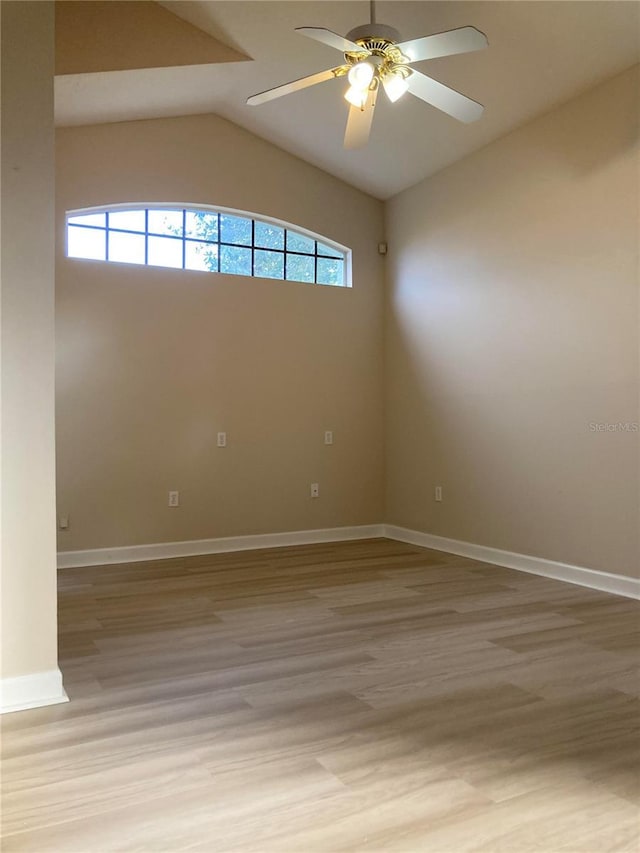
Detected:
[344,89,376,149]
[396,26,488,63]
[296,27,367,55]
[406,70,484,123]
[247,66,346,106]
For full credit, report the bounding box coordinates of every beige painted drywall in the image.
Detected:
[1,2,59,679]
[385,65,640,578]
[55,114,385,550]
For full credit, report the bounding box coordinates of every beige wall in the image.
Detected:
[55,115,385,550]
[385,66,640,578]
[1,3,59,682]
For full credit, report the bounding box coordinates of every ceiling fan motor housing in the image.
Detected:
[345,23,403,57]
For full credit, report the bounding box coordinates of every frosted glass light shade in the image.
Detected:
[347,60,374,90]
[382,71,410,103]
[344,85,369,108]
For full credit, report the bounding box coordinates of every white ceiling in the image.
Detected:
[55,1,640,199]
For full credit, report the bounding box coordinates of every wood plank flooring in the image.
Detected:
[1,538,639,851]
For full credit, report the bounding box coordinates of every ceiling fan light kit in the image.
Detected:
[247,3,488,149]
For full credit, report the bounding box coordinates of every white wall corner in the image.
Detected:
[0,668,69,714]
[383,525,640,601]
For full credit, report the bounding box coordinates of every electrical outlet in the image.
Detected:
[310,483,319,498]
[168,490,179,507]
[434,486,443,502]
[324,430,333,445]
[217,432,227,447]
[58,515,69,530]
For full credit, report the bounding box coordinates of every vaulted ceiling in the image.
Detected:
[55,1,640,199]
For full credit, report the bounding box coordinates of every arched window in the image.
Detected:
[66,205,350,287]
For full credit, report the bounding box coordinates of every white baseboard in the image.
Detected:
[57,524,386,569]
[0,668,69,715]
[383,525,640,600]
[57,522,638,601]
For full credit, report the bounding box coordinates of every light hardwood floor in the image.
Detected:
[1,538,639,851]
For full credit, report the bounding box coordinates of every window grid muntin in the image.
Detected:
[251,218,255,277]
[66,206,347,286]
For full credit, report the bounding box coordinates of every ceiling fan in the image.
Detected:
[247,1,488,149]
